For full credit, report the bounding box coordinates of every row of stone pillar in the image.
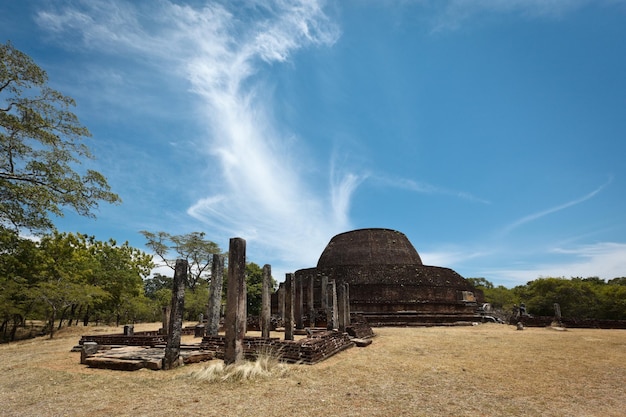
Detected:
[277,276,351,333]
[162,237,350,368]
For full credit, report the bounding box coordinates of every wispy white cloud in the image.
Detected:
[36,1,352,278]
[372,175,491,204]
[500,176,613,235]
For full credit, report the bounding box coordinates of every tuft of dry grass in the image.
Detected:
[1,323,625,416]
[186,348,290,382]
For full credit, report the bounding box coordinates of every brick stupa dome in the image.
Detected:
[317,228,422,268]
[290,228,483,326]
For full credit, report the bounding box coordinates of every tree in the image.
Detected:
[0,41,120,232]
[140,231,221,290]
[34,232,108,338]
[467,277,494,290]
[87,237,153,325]
[245,262,276,317]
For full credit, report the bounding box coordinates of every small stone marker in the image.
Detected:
[81,341,99,364]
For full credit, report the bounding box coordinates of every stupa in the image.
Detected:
[294,228,483,326]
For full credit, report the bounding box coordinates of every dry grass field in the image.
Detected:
[1,322,625,417]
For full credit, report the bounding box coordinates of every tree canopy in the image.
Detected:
[0,231,154,341]
[140,231,221,290]
[0,41,120,232]
[470,276,626,320]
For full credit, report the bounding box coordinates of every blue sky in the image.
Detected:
[3,0,626,287]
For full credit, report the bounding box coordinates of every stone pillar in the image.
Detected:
[206,254,224,336]
[295,274,304,330]
[163,259,187,370]
[224,238,246,365]
[337,281,346,333]
[277,283,285,321]
[261,264,272,338]
[308,276,315,327]
[160,305,170,335]
[320,275,328,326]
[284,273,295,341]
[327,280,337,330]
[344,283,351,327]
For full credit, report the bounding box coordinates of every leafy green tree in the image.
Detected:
[144,273,173,300]
[34,232,108,338]
[245,262,276,317]
[0,228,41,341]
[515,277,600,318]
[467,277,494,290]
[87,237,153,325]
[140,231,221,290]
[0,41,120,232]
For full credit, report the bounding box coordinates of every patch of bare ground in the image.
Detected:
[1,323,625,416]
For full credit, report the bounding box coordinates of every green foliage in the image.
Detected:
[144,273,172,300]
[467,277,494,289]
[507,276,626,320]
[245,262,276,317]
[467,276,626,320]
[467,277,517,311]
[0,41,120,232]
[0,230,154,340]
[140,231,221,290]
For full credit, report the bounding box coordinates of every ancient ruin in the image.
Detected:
[288,228,484,326]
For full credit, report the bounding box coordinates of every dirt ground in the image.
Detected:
[1,322,625,417]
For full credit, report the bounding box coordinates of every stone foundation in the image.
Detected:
[201,330,354,364]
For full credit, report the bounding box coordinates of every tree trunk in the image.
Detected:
[83,305,90,326]
[58,305,70,330]
[49,307,57,339]
[9,314,21,341]
[74,304,83,326]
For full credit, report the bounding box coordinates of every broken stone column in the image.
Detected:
[284,273,295,341]
[206,254,225,336]
[160,305,170,335]
[224,237,247,365]
[295,274,304,330]
[163,259,187,370]
[308,275,315,327]
[327,280,338,330]
[261,264,272,338]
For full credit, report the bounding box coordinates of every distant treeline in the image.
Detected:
[0,229,272,343]
[468,276,626,320]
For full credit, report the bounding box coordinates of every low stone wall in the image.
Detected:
[361,311,482,327]
[510,316,626,329]
[80,332,166,347]
[79,327,196,347]
[201,330,354,364]
[346,314,376,339]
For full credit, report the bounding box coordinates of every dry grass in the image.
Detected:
[1,323,625,416]
[186,348,290,382]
